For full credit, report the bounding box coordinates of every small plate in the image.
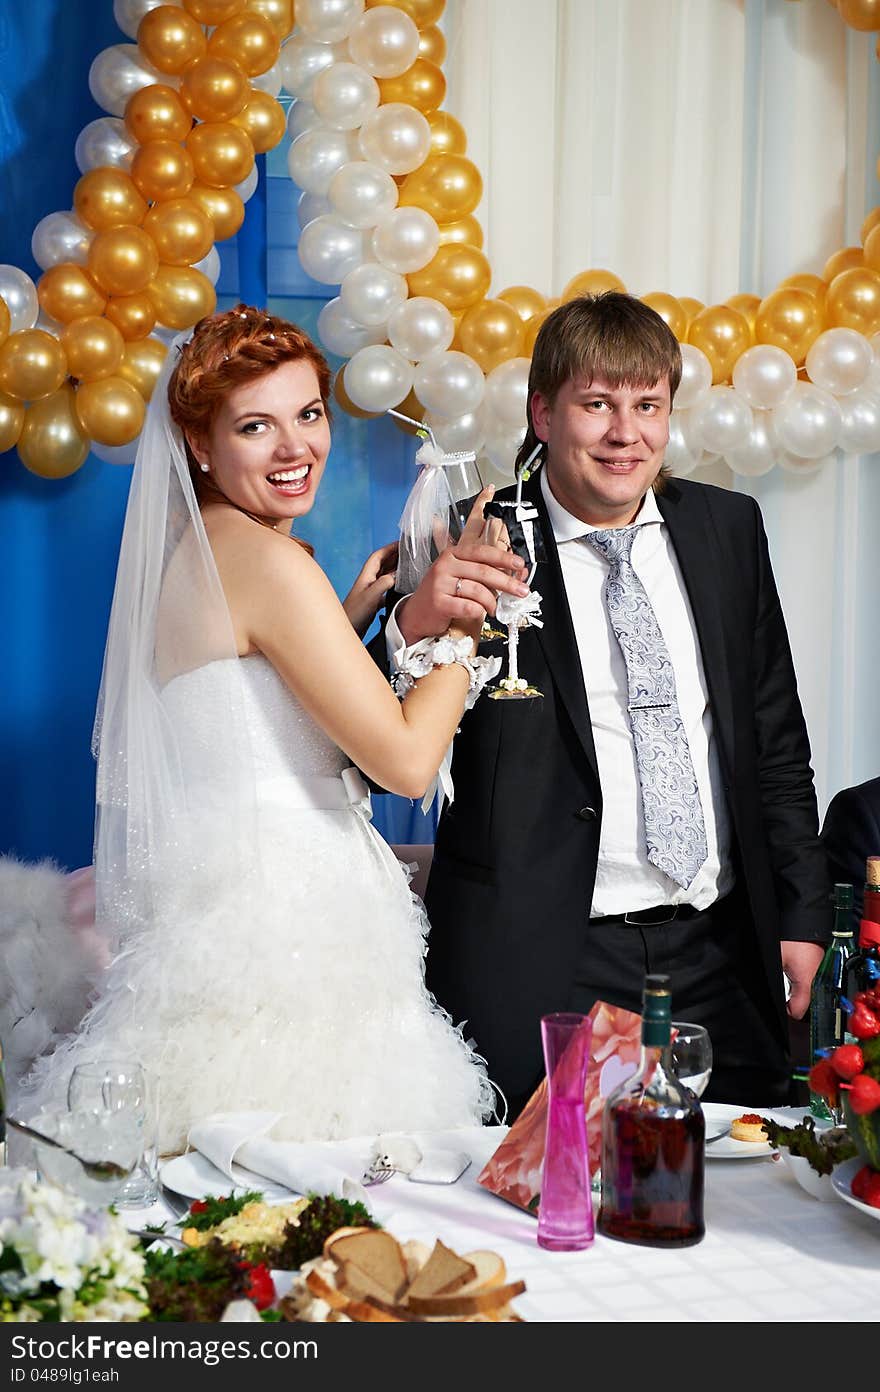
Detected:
[160,1150,291,1203]
[831,1157,880,1224]
[702,1103,774,1159]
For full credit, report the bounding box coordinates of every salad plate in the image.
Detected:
[831,1157,880,1224]
[160,1150,291,1203]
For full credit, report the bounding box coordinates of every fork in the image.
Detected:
[361,1159,395,1186]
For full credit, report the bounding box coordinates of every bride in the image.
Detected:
[21,304,529,1153]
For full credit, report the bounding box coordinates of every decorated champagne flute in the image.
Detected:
[487,444,544,700]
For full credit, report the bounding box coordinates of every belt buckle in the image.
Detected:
[624,905,678,926]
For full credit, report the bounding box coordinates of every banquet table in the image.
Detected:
[129,1110,880,1324]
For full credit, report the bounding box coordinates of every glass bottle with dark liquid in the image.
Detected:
[598,973,705,1247]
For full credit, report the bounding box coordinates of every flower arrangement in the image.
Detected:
[808,979,880,1206]
[0,1168,148,1322]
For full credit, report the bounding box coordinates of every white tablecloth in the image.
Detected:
[134,1113,880,1324]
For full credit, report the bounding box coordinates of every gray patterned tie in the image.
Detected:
[584,526,707,890]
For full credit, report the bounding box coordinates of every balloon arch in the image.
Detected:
[2,0,880,481]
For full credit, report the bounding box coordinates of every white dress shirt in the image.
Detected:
[541,471,733,915]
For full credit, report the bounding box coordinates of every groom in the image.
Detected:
[377,292,830,1120]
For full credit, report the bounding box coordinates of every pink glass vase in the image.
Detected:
[537,1012,594,1251]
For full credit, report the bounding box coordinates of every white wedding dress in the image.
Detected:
[24,654,495,1152]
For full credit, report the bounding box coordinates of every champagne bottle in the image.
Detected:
[809,883,855,1120]
[842,858,880,1007]
[597,973,705,1248]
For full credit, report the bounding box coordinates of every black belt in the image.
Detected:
[590,903,704,927]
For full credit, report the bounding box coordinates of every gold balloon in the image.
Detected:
[390,387,426,434]
[183,0,246,21]
[143,198,214,266]
[436,214,483,249]
[640,291,688,341]
[457,298,525,374]
[0,390,24,452]
[186,122,254,188]
[407,244,491,314]
[0,329,66,403]
[778,273,827,306]
[426,109,465,157]
[148,264,217,329]
[17,385,89,478]
[247,0,295,40]
[231,89,287,154]
[686,304,751,383]
[755,287,824,364]
[522,307,553,356]
[335,368,379,419]
[838,0,880,29]
[377,58,446,114]
[419,24,446,64]
[0,295,9,350]
[208,12,280,76]
[188,183,245,241]
[75,375,146,446]
[862,224,880,275]
[862,205,880,245]
[180,56,250,123]
[117,336,168,400]
[365,0,445,22]
[825,266,880,335]
[74,168,148,231]
[678,297,704,330]
[124,84,192,145]
[137,6,207,74]
[87,225,160,297]
[398,154,482,224]
[131,139,196,201]
[497,285,546,323]
[61,316,125,382]
[725,292,762,336]
[105,292,158,341]
[37,265,106,324]
[823,245,863,282]
[561,268,626,300]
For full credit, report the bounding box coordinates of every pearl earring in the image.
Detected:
[199,462,209,473]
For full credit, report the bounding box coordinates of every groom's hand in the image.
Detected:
[397,487,529,646]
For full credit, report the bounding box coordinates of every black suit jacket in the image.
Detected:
[374,475,831,1103]
[821,776,880,919]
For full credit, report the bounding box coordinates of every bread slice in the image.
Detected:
[304,1268,350,1312]
[325,1229,409,1302]
[406,1279,527,1318]
[449,1250,506,1294]
[403,1239,476,1301]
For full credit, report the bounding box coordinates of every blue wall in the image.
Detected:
[0,3,436,870]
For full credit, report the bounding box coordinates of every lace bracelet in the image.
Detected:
[391,634,501,710]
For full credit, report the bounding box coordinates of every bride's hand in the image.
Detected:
[343,541,399,638]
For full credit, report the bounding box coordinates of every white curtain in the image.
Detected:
[443,0,880,813]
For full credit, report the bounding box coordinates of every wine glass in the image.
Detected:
[670,1022,713,1097]
[67,1059,159,1207]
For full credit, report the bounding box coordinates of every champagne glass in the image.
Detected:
[67,1059,159,1207]
[487,445,544,700]
[669,1022,713,1097]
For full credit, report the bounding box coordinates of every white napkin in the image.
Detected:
[187,1112,374,1209]
[372,1132,471,1184]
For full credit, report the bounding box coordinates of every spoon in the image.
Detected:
[6,1115,134,1182]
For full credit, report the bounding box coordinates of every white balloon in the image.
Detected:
[297,189,332,229]
[278,36,339,100]
[348,5,419,77]
[112,0,178,40]
[731,344,797,410]
[297,214,365,284]
[358,103,431,176]
[235,163,260,204]
[372,207,439,275]
[317,296,386,356]
[483,357,530,429]
[773,382,842,459]
[33,311,64,338]
[312,61,379,130]
[74,117,135,174]
[327,161,397,229]
[344,344,412,413]
[664,411,702,476]
[724,410,779,477]
[250,60,284,99]
[340,262,408,326]
[31,211,93,271]
[193,246,221,287]
[805,327,873,396]
[690,386,752,454]
[480,422,526,483]
[838,389,880,454]
[296,0,365,44]
[287,127,355,195]
[387,296,454,362]
[0,265,38,333]
[88,44,167,118]
[287,100,322,142]
[674,343,713,411]
[90,438,139,465]
[415,351,486,418]
[777,451,829,477]
[423,407,487,454]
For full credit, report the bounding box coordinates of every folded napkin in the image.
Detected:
[187,1113,374,1209]
[372,1132,471,1184]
